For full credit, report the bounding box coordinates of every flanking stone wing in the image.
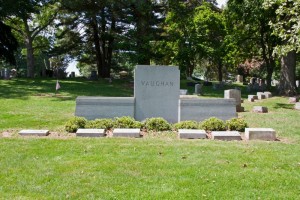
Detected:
[76,129,105,137]
[178,129,206,139]
[19,130,49,136]
[75,97,135,120]
[179,98,237,122]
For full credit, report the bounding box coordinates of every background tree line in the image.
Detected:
[0,0,299,96]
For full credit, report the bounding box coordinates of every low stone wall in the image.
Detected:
[179,98,237,122]
[75,97,135,120]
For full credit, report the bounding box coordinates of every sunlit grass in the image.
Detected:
[0,77,299,199]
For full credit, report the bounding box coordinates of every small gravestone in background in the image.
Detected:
[289,97,299,103]
[236,75,243,83]
[253,106,268,113]
[194,84,202,95]
[296,80,299,88]
[224,89,244,112]
[295,102,300,110]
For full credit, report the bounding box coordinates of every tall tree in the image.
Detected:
[194,3,226,82]
[5,0,58,78]
[225,0,278,88]
[264,0,299,96]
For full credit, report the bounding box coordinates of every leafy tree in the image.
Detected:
[225,0,278,87]
[5,0,59,78]
[264,0,299,95]
[194,3,226,81]
[0,21,18,65]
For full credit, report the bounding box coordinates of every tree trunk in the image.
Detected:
[278,51,297,96]
[217,60,223,82]
[91,17,102,78]
[25,36,34,78]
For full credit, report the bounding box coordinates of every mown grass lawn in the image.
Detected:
[0,78,300,199]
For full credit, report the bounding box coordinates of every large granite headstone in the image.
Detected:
[134,65,180,123]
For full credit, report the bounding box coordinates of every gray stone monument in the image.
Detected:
[194,84,202,95]
[134,65,180,123]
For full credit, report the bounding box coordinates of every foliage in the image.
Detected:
[65,116,87,133]
[200,117,226,131]
[144,117,172,132]
[264,0,300,56]
[225,118,248,132]
[85,118,114,130]
[173,120,199,130]
[114,116,142,129]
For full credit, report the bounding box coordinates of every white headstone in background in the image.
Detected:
[134,65,180,123]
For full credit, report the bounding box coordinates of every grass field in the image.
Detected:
[0,78,300,199]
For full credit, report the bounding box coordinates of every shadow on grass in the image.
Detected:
[0,78,134,100]
[274,103,294,110]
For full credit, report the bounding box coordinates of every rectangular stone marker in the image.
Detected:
[19,130,49,136]
[224,89,241,105]
[178,129,206,139]
[75,97,135,120]
[253,106,268,113]
[295,102,300,110]
[257,92,266,100]
[113,128,141,138]
[134,65,180,123]
[289,97,299,103]
[263,91,272,98]
[245,128,276,140]
[248,95,258,102]
[76,129,105,137]
[211,131,241,141]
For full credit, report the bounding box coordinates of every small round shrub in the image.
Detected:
[114,116,142,129]
[85,118,114,130]
[200,117,226,131]
[173,120,199,130]
[226,118,248,132]
[144,117,172,132]
[65,116,87,133]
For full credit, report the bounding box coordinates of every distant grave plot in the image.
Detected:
[113,128,141,138]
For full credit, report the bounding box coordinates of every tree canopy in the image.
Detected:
[0,0,299,95]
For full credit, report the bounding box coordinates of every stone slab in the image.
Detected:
[113,128,141,138]
[179,98,237,122]
[257,92,266,100]
[134,65,180,123]
[224,89,241,105]
[19,130,49,136]
[289,97,299,103]
[263,91,272,98]
[211,131,241,141]
[75,97,135,120]
[245,128,276,140]
[295,102,300,110]
[253,106,268,113]
[248,95,258,100]
[248,97,255,102]
[178,129,206,139]
[76,129,105,137]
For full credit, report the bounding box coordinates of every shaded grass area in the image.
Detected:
[0,78,133,132]
[0,138,299,199]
